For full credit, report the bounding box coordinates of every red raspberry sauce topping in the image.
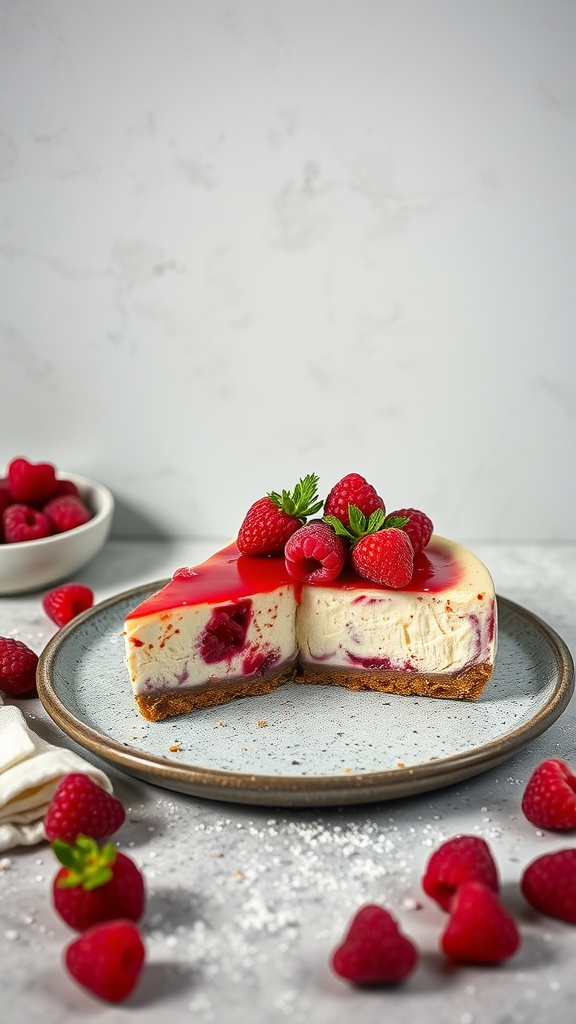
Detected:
[126,539,463,622]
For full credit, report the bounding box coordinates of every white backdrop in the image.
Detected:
[1,0,575,541]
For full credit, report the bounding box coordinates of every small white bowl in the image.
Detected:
[0,472,115,596]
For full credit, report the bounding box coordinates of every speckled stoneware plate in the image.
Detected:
[37,584,574,807]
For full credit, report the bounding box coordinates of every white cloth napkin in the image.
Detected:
[0,697,112,852]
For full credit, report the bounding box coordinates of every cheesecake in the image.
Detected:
[124,535,497,723]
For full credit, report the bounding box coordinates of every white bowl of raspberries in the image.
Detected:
[0,457,115,595]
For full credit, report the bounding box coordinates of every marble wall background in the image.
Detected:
[1,1,575,541]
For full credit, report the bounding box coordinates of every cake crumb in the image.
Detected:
[397,761,406,768]
[257,720,267,728]
[168,744,182,752]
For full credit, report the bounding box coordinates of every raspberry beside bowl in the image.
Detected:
[0,473,115,595]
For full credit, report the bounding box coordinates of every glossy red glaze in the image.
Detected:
[126,537,463,622]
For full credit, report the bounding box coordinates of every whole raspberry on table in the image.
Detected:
[43,584,94,627]
[7,456,57,505]
[43,494,92,533]
[64,919,145,1003]
[521,758,576,830]
[284,520,347,583]
[52,834,145,932]
[440,881,520,965]
[521,848,576,922]
[237,473,323,556]
[387,507,434,554]
[0,637,38,696]
[2,503,53,543]
[324,472,385,529]
[422,835,499,912]
[44,772,126,844]
[331,904,418,985]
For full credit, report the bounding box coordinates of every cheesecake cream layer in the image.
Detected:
[297,540,496,675]
[125,544,298,719]
[295,540,496,700]
[124,536,497,721]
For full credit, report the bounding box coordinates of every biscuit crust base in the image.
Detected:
[134,661,495,722]
[135,665,295,723]
[295,661,495,702]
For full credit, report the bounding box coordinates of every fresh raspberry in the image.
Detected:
[0,479,10,541]
[53,477,81,499]
[0,478,11,515]
[521,849,576,922]
[440,882,520,964]
[352,528,414,588]
[64,919,145,1003]
[7,456,57,505]
[43,494,92,533]
[43,583,94,627]
[284,520,347,584]
[44,772,126,844]
[521,758,576,830]
[52,835,145,932]
[388,507,434,554]
[331,904,418,985]
[0,637,38,696]
[422,835,499,912]
[237,474,323,556]
[324,473,385,529]
[2,503,53,542]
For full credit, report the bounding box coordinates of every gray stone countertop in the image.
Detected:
[1,539,576,1024]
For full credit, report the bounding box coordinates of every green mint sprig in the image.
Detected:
[268,473,323,521]
[324,504,408,544]
[52,834,116,890]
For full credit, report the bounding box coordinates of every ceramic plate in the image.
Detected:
[37,583,574,807]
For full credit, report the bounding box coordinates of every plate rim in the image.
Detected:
[36,582,575,807]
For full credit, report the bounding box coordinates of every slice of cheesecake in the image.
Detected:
[124,536,497,722]
[295,536,496,700]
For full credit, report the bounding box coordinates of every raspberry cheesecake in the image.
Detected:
[124,474,497,722]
